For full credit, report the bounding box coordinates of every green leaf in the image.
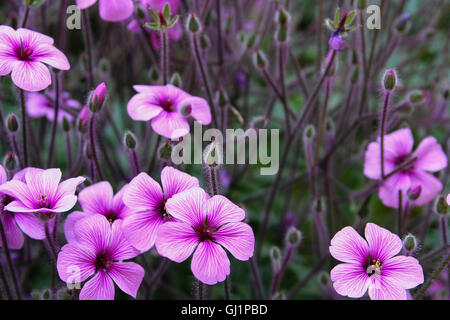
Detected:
[326,19,336,31]
[334,7,341,25]
[148,8,160,24]
[168,15,179,28]
[163,2,171,22]
[345,10,357,26]
[145,22,160,31]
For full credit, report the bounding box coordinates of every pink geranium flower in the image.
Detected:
[77,0,134,22]
[127,84,211,139]
[156,188,255,285]
[0,168,85,218]
[57,214,144,300]
[0,167,61,248]
[0,26,70,92]
[330,223,424,300]
[26,91,81,123]
[122,166,199,251]
[364,128,447,208]
[64,181,130,243]
[127,0,183,50]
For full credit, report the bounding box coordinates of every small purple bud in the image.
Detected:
[383,69,397,91]
[407,185,422,201]
[77,106,89,133]
[328,30,347,51]
[180,103,192,117]
[89,82,107,113]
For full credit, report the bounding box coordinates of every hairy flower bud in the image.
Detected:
[180,103,192,117]
[4,153,18,171]
[275,7,290,25]
[149,66,160,82]
[435,195,448,215]
[77,106,89,133]
[286,227,302,247]
[270,246,282,272]
[216,89,229,108]
[383,69,397,91]
[395,13,411,33]
[203,139,223,167]
[170,72,182,88]
[403,234,418,253]
[62,116,70,132]
[407,185,422,201]
[303,124,316,140]
[253,49,268,69]
[186,13,201,34]
[408,90,425,104]
[7,113,18,132]
[89,82,107,113]
[159,141,173,162]
[124,130,137,149]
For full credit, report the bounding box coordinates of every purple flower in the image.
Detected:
[76,0,134,22]
[364,128,447,208]
[0,167,61,248]
[0,168,85,218]
[328,30,347,51]
[26,91,81,123]
[330,223,424,300]
[0,26,70,92]
[127,84,211,139]
[57,214,144,300]
[156,188,255,285]
[64,181,130,243]
[122,166,199,252]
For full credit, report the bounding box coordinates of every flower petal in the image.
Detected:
[32,44,70,71]
[365,223,402,263]
[107,262,144,298]
[412,136,447,172]
[11,61,52,92]
[73,214,111,253]
[0,214,24,250]
[79,270,115,300]
[25,168,61,204]
[0,165,7,184]
[150,111,190,139]
[108,220,140,260]
[378,173,412,208]
[122,210,163,252]
[204,195,246,228]
[127,93,163,121]
[99,0,134,22]
[382,128,414,158]
[0,180,34,209]
[165,188,209,227]
[76,0,97,10]
[330,263,370,298]
[57,243,96,283]
[160,166,199,200]
[191,240,230,285]
[14,212,53,240]
[409,170,442,206]
[382,256,424,289]
[64,211,90,243]
[155,222,199,263]
[363,142,395,180]
[78,181,113,215]
[213,222,254,261]
[329,226,369,264]
[368,277,407,300]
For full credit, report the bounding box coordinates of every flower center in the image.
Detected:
[366,259,382,277]
[104,212,118,224]
[159,98,174,112]
[193,217,219,242]
[37,194,50,208]
[95,252,113,271]
[160,203,172,220]
[15,41,34,61]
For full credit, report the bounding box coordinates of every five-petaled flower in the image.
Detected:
[26,91,81,123]
[76,0,134,22]
[122,166,199,252]
[127,84,211,139]
[0,168,85,219]
[330,223,424,300]
[0,26,70,91]
[64,181,131,243]
[57,214,144,300]
[156,187,255,285]
[364,128,447,208]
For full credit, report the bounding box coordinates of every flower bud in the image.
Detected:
[200,34,210,49]
[286,227,302,247]
[216,89,229,108]
[4,153,18,171]
[443,87,449,100]
[435,195,448,215]
[246,33,257,49]
[250,116,267,130]
[62,116,70,132]
[275,7,290,25]
[350,66,359,83]
[124,130,137,149]
[270,246,282,272]
[149,66,160,82]
[328,30,347,51]
[159,141,173,162]
[77,106,89,133]
[276,25,288,43]
[203,139,223,167]
[136,5,146,19]
[7,114,18,132]
[383,69,397,91]
[403,234,418,253]
[186,13,201,34]
[407,185,422,201]
[180,103,192,117]
[313,197,326,214]
[170,72,182,88]
[303,124,316,140]
[89,82,107,113]
[408,90,425,105]
[253,49,268,69]
[395,13,411,33]
[318,271,331,286]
